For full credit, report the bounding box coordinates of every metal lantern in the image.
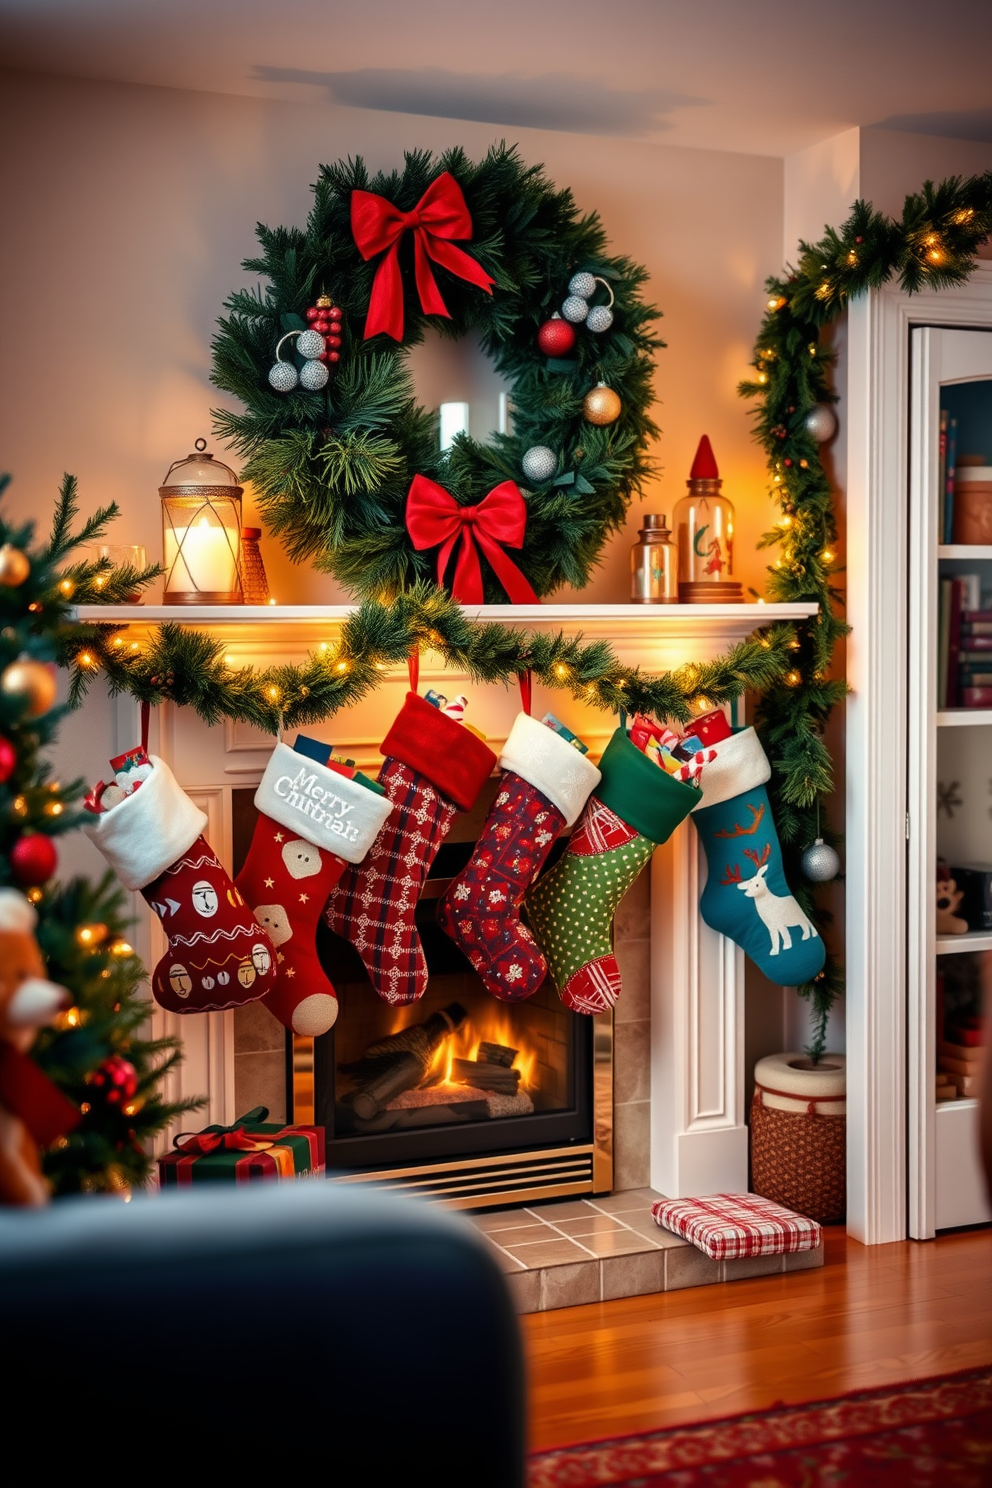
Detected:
[160,438,243,604]
[630,513,678,603]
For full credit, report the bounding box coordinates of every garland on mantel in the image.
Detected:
[739,171,992,1052]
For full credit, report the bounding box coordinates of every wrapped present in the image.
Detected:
[158,1105,324,1187]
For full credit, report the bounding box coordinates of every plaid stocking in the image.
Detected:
[438,712,600,1001]
[325,694,496,1006]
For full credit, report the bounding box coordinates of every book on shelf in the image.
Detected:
[938,408,949,543]
[944,415,958,544]
[937,1040,983,1064]
[937,1051,982,1077]
[937,573,990,705]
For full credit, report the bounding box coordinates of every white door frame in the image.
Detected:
[846,262,992,1244]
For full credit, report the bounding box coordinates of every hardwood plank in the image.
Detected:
[523,1228,992,1452]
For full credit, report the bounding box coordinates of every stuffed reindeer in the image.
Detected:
[0,889,78,1205]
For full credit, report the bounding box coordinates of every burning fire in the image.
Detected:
[384,1002,537,1091]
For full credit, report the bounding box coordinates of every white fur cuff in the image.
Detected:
[255,743,393,865]
[83,755,207,891]
[499,713,602,828]
[690,726,771,811]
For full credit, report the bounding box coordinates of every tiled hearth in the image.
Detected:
[472,1189,824,1313]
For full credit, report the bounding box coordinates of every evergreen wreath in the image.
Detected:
[739,171,992,1055]
[210,144,662,601]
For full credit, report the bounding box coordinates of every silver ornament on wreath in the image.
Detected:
[801,837,840,882]
[562,294,589,323]
[804,403,838,443]
[568,271,597,299]
[268,329,327,393]
[561,274,615,333]
[521,445,557,483]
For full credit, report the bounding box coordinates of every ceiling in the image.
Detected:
[2,0,992,158]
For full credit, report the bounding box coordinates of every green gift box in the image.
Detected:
[157,1106,325,1187]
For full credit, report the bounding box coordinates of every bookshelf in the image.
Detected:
[908,325,992,1237]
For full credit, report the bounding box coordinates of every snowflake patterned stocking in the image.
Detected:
[325,693,497,1006]
[235,743,393,1036]
[690,727,825,985]
[526,728,698,1014]
[83,755,278,1014]
[438,712,601,1001]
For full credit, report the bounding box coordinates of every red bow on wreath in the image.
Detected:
[406,474,540,606]
[351,172,495,342]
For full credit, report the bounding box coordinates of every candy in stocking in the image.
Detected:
[526,727,698,1014]
[83,755,277,1014]
[325,693,497,1006]
[235,742,394,1036]
[690,726,825,985]
[438,712,601,1001]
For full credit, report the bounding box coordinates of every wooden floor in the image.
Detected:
[523,1225,992,1451]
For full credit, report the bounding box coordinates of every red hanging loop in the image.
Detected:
[140,700,150,754]
[518,669,532,716]
[408,649,420,695]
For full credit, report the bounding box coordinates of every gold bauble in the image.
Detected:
[0,544,30,587]
[1,657,58,716]
[582,383,622,426]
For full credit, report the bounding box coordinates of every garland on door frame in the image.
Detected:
[739,171,992,1053]
[211,144,662,603]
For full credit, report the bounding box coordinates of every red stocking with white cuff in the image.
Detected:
[235,742,394,1036]
[83,755,277,1014]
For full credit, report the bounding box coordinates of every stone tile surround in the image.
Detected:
[472,1188,823,1314]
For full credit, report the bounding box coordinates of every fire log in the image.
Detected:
[451,1058,520,1094]
[477,1041,517,1067]
[348,1003,466,1119]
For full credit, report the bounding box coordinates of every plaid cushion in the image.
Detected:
[651,1192,821,1261]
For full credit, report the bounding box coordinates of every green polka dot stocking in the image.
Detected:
[525,728,698,1015]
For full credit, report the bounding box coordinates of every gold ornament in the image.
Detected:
[0,657,57,716]
[0,544,30,587]
[582,382,622,426]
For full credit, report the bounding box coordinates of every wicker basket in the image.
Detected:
[750,1053,846,1225]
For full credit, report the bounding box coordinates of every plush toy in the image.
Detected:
[935,870,969,936]
[0,889,79,1205]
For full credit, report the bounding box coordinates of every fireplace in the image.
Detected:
[232,779,613,1208]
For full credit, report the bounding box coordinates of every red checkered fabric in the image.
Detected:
[651,1192,821,1261]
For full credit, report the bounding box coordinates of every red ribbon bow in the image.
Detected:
[175,1126,270,1156]
[351,172,495,342]
[406,474,539,605]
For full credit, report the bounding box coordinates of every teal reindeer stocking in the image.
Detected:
[691,728,825,986]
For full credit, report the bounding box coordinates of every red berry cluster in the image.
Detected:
[305,295,343,365]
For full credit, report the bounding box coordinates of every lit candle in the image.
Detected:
[164,516,238,596]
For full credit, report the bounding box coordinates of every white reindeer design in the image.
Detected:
[722,844,818,955]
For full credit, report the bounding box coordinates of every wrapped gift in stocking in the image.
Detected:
[690,726,825,985]
[84,756,277,1014]
[325,693,497,1007]
[235,743,394,1037]
[526,727,698,1014]
[438,712,601,1001]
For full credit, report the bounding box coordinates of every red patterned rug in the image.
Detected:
[528,1365,992,1487]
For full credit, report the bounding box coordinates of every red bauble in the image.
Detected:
[305,307,320,321]
[314,320,330,335]
[89,1054,139,1107]
[326,335,342,348]
[327,352,341,363]
[10,832,58,886]
[537,317,577,357]
[327,306,341,318]
[0,736,15,783]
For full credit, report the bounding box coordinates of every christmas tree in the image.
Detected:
[0,472,200,1196]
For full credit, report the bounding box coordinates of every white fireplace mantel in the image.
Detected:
[76,601,816,1197]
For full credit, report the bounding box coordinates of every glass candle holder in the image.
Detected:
[673,437,741,603]
[630,514,678,603]
[160,439,243,604]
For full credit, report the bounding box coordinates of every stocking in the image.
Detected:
[325,693,496,1006]
[83,755,277,1014]
[526,727,698,1014]
[235,743,393,1036]
[690,727,825,985]
[438,712,601,1001]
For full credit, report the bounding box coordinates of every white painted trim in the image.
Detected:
[846,263,992,1244]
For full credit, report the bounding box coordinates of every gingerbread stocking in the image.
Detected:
[83,755,277,1014]
[235,743,394,1036]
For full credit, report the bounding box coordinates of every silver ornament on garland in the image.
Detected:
[585,304,614,333]
[299,358,330,390]
[296,328,326,360]
[268,360,298,392]
[802,837,840,882]
[562,294,589,323]
[521,445,557,483]
[804,403,838,443]
[568,271,597,299]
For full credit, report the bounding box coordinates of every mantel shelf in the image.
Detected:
[71,601,817,636]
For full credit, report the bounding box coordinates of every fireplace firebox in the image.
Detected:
[233,781,613,1208]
